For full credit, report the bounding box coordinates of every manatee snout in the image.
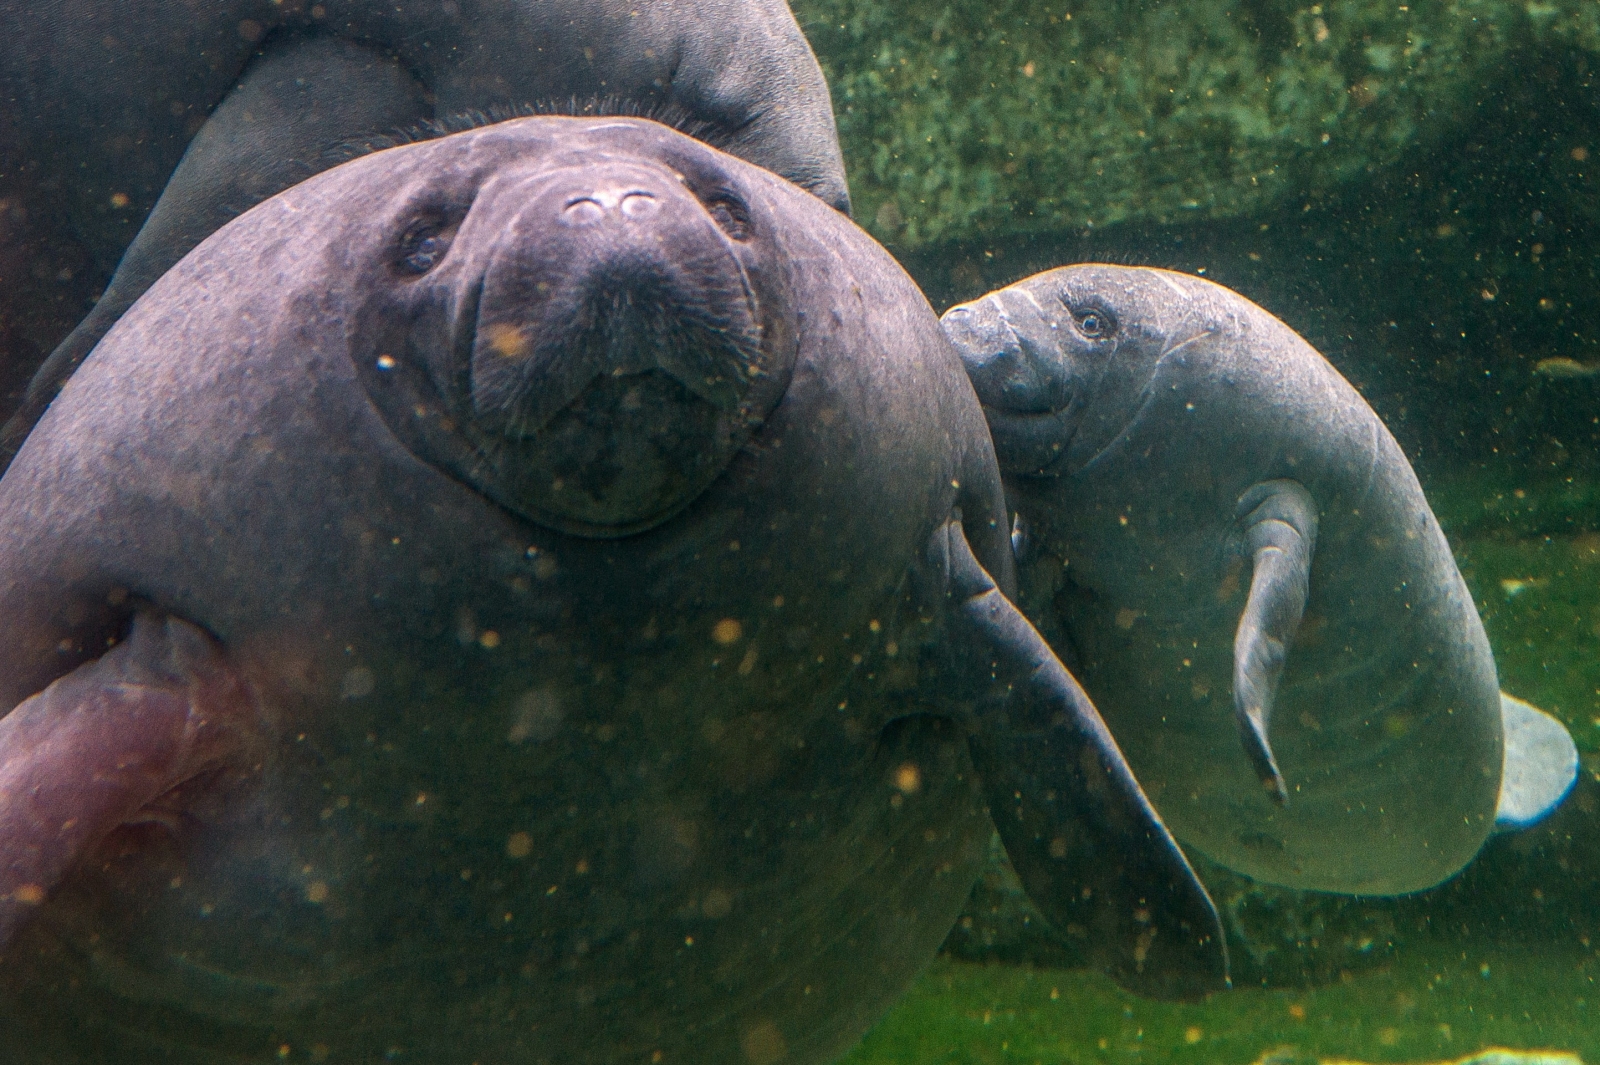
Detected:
[943,291,1082,476]
[418,157,795,535]
[943,294,1057,412]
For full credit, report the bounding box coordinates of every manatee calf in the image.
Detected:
[942,264,1578,895]
[0,0,848,452]
[0,121,1224,1064]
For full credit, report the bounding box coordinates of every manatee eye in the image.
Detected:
[705,194,752,241]
[1074,307,1115,338]
[396,219,454,276]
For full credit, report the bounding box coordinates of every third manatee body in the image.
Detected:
[0,0,848,452]
[943,264,1576,895]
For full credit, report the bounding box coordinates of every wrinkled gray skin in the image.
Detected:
[0,122,1224,1064]
[0,0,848,456]
[943,265,1504,895]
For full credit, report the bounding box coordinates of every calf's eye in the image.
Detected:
[1075,309,1113,338]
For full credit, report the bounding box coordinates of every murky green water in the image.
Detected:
[797,1,1600,1060]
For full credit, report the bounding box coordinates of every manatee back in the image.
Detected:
[0,0,844,268]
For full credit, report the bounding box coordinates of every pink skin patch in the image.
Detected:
[0,612,262,946]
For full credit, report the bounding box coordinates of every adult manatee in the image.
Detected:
[0,122,1224,1064]
[942,264,1578,895]
[0,0,848,454]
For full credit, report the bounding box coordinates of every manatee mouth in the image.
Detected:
[513,370,730,525]
[976,404,1081,478]
[469,288,769,535]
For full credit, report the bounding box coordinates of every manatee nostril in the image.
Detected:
[562,199,606,226]
[620,192,659,219]
[561,190,660,226]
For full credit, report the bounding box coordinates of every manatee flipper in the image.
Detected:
[925,517,1229,999]
[1493,692,1580,832]
[1231,479,1319,805]
[1,35,432,463]
[0,614,259,948]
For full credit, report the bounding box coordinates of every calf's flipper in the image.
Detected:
[926,518,1229,999]
[1232,479,1318,804]
[0,613,259,948]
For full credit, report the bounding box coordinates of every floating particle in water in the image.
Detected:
[508,689,564,744]
[701,888,733,918]
[894,762,922,795]
[740,1020,786,1065]
[1316,1049,1582,1065]
[340,666,376,699]
[1533,357,1600,379]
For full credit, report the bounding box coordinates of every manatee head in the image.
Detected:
[942,265,1221,477]
[345,118,798,537]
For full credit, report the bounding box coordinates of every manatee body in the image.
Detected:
[942,264,1576,895]
[0,122,1224,1064]
[0,0,848,450]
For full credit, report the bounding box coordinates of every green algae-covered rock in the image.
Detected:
[793,0,1598,247]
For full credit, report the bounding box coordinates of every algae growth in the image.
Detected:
[792,0,1600,248]
[843,947,1598,1065]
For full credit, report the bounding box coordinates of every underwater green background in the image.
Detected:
[788,0,1600,1060]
